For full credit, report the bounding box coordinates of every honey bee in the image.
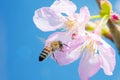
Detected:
[39,41,68,61]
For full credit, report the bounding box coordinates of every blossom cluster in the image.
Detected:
[33,0,116,80]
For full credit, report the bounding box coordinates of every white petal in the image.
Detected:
[76,7,90,35]
[89,33,116,75]
[98,39,116,75]
[33,7,64,31]
[78,7,90,23]
[51,0,77,16]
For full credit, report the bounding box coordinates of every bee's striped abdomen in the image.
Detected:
[39,47,51,61]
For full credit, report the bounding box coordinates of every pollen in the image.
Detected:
[65,19,74,30]
[85,40,95,54]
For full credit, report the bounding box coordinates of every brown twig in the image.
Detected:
[96,0,101,9]
[107,19,120,52]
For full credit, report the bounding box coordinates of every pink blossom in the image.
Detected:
[44,7,116,80]
[33,0,77,31]
[33,0,116,79]
[78,33,115,80]
[46,31,115,80]
[33,0,90,32]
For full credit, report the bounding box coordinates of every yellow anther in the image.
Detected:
[65,19,74,30]
[85,40,95,54]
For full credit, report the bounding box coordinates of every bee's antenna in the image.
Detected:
[63,43,71,48]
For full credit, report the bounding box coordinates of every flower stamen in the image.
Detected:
[65,19,74,30]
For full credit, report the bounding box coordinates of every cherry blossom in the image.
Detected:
[33,0,77,31]
[33,0,116,80]
[44,6,115,80]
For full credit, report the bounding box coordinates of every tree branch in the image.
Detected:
[107,19,120,52]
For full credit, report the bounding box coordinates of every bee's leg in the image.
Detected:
[52,53,55,59]
[52,53,58,63]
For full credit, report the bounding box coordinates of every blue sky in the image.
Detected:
[0,0,120,80]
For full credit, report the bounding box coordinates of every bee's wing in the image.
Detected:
[37,36,46,43]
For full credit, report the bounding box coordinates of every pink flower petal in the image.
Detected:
[51,0,77,16]
[79,52,100,80]
[75,7,90,34]
[45,32,72,45]
[87,33,116,75]
[78,7,90,24]
[97,39,116,75]
[53,41,84,65]
[33,7,64,31]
